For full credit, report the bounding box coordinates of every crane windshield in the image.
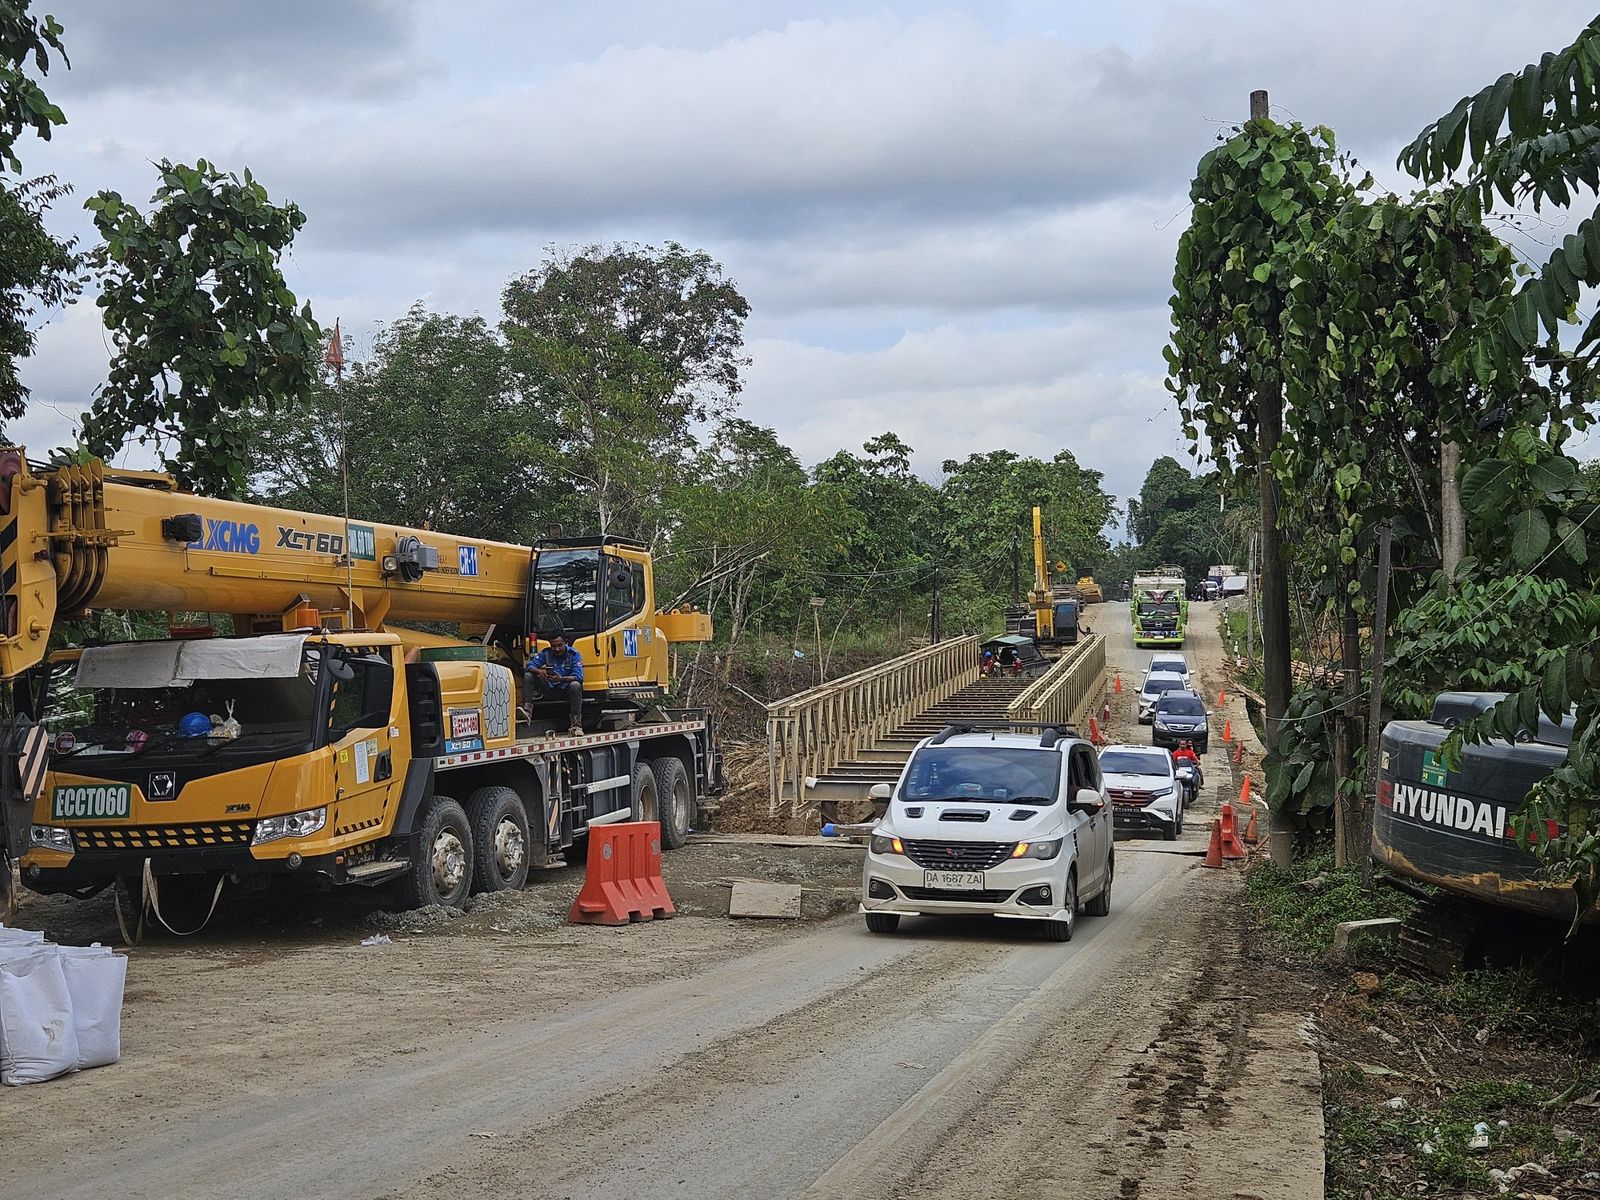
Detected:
[41,650,321,761]
[531,549,600,640]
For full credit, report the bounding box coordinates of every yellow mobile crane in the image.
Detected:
[0,452,719,915]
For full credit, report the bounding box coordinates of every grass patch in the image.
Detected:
[1245,851,1416,958]
[1382,968,1600,1052]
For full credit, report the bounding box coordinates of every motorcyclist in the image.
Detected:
[1172,739,1203,802]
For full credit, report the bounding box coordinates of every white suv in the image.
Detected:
[1138,670,1187,723]
[1099,744,1185,840]
[1147,653,1191,688]
[859,725,1115,942]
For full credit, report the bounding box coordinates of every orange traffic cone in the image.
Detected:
[1114,672,1123,694]
[1219,802,1246,859]
[1203,819,1224,868]
[1089,716,1107,746]
[1222,718,1232,742]
[1244,807,1260,845]
[1233,740,1245,765]
[1219,688,1227,705]
[1100,700,1111,723]
[1240,775,1252,806]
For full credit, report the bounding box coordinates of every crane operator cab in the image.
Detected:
[522,537,710,729]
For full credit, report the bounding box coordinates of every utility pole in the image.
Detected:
[929,565,943,645]
[1251,87,1296,868]
[1010,528,1020,604]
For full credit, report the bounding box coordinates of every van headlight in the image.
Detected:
[29,825,73,854]
[869,832,905,856]
[252,807,327,845]
[1011,838,1062,860]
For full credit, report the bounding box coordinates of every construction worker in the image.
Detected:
[526,631,585,735]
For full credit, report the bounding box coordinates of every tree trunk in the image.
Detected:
[1334,579,1363,867]
[1441,437,1466,580]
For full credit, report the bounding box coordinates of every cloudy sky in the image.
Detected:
[11,1,1598,511]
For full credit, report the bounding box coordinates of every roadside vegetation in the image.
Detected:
[1246,851,1600,1198]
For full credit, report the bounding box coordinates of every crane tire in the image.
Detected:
[650,756,692,850]
[402,796,473,910]
[466,786,531,894]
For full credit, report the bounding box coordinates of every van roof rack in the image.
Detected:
[929,722,1078,746]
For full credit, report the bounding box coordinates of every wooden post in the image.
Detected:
[1361,522,1393,888]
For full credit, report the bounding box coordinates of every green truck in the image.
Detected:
[1132,568,1187,648]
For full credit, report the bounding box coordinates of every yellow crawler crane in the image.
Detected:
[0,451,719,917]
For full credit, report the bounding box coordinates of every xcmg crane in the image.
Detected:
[0,451,719,918]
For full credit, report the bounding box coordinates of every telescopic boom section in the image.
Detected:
[0,452,705,682]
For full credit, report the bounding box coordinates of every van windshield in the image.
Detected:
[902,746,1059,803]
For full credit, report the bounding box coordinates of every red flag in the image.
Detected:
[325,319,345,373]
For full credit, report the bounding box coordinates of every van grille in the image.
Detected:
[901,839,1013,870]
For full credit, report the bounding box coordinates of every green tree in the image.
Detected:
[250,305,562,542]
[501,242,750,538]
[83,159,320,495]
[937,448,1114,603]
[811,432,940,625]
[660,419,847,652]
[0,3,80,429]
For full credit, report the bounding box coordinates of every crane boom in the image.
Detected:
[0,452,706,684]
[1027,505,1053,640]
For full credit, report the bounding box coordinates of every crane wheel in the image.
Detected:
[629,760,659,825]
[651,756,692,850]
[402,796,474,910]
[466,786,531,894]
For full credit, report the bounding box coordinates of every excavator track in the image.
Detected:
[1394,893,1482,979]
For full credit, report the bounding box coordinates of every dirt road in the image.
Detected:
[1,602,1322,1200]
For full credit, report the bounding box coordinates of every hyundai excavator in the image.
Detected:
[0,450,720,920]
[1025,506,1080,655]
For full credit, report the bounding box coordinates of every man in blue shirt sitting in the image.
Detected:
[526,632,585,735]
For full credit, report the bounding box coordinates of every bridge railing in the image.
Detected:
[1006,634,1107,731]
[766,635,980,814]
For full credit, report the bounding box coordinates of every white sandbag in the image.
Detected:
[56,945,126,1068]
[0,925,45,946]
[0,947,80,1085]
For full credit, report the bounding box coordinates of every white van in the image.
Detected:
[858,725,1114,942]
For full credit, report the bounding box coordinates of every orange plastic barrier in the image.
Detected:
[569,820,676,925]
[1218,802,1247,860]
[1203,819,1224,868]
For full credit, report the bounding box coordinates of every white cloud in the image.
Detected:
[12,0,1600,512]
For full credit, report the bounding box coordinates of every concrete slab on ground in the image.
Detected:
[729,881,805,918]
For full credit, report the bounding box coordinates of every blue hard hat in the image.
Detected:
[178,711,213,737]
